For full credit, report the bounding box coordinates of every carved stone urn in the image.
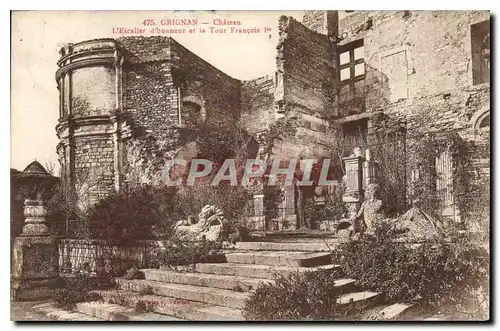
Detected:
[11,161,59,300]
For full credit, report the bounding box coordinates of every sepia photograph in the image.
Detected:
[10,9,491,322]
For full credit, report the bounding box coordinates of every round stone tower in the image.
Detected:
[55,39,126,207]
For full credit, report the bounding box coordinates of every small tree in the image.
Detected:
[48,167,102,237]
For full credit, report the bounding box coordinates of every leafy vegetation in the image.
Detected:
[152,239,226,269]
[53,275,114,310]
[123,267,145,280]
[86,185,177,244]
[332,235,489,312]
[243,270,346,321]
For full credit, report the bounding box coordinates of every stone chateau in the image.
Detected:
[55,10,490,231]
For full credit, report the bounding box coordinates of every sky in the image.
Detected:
[10,10,306,173]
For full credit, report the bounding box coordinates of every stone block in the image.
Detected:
[11,236,59,300]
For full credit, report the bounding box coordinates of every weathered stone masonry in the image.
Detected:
[56,10,490,228]
[56,36,241,206]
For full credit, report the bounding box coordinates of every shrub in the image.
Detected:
[86,185,176,244]
[305,195,346,228]
[135,301,154,313]
[53,275,114,310]
[152,239,226,269]
[172,184,250,222]
[332,237,489,310]
[243,270,346,321]
[138,285,154,296]
[226,219,252,244]
[123,267,145,280]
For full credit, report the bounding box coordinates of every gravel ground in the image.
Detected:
[10,301,54,321]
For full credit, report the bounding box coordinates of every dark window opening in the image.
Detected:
[341,118,368,156]
[479,114,490,128]
[471,20,490,85]
[182,101,203,127]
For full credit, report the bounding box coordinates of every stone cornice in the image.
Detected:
[55,57,115,80]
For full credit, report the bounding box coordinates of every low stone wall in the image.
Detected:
[58,239,161,277]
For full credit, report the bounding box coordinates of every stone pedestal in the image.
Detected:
[249,193,265,231]
[11,236,59,300]
[342,154,364,218]
[11,199,59,300]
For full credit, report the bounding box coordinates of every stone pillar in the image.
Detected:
[111,115,121,193]
[342,152,364,218]
[281,184,297,231]
[363,148,378,189]
[12,199,59,300]
[251,193,265,231]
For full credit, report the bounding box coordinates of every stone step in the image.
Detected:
[251,237,339,243]
[32,302,104,321]
[377,303,416,320]
[116,278,249,309]
[250,230,337,239]
[337,291,380,309]
[194,262,340,279]
[143,267,356,293]
[75,301,183,321]
[147,263,356,293]
[142,269,271,292]
[225,251,333,267]
[235,241,338,252]
[97,289,244,321]
[333,278,358,293]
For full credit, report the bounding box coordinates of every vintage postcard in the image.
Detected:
[10,10,490,321]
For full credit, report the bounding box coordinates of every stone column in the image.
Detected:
[342,153,364,218]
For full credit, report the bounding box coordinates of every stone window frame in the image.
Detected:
[470,19,490,86]
[337,39,366,110]
[470,107,490,136]
[338,39,365,85]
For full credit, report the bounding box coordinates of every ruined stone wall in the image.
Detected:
[123,61,179,144]
[118,36,242,185]
[302,11,338,37]
[118,37,179,146]
[336,10,490,133]
[334,10,490,225]
[273,16,336,161]
[73,133,115,204]
[241,74,276,135]
[169,39,241,127]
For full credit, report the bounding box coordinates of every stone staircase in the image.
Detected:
[33,237,418,321]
